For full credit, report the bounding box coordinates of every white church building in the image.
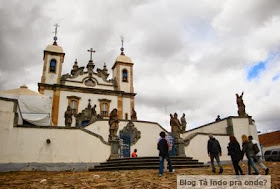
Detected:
[0,31,259,171]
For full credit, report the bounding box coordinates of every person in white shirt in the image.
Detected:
[248,135,269,175]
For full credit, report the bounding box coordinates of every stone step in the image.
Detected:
[89,156,207,171]
[90,164,208,171]
[99,160,201,167]
[106,156,193,162]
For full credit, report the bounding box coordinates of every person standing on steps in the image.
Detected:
[207,134,223,173]
[248,135,269,175]
[132,149,138,158]
[158,131,174,176]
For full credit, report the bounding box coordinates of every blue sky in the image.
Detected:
[247,52,278,81]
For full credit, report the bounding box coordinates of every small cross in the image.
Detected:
[120,36,125,55]
[121,36,124,47]
[87,48,96,61]
[53,24,60,37]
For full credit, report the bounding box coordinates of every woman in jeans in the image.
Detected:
[241,135,259,175]
[227,135,244,175]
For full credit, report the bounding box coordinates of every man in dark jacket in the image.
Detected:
[207,134,223,173]
[158,131,174,176]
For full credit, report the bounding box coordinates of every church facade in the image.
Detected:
[38,37,135,126]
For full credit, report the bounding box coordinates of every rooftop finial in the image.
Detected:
[87,48,96,62]
[87,48,96,73]
[103,62,108,71]
[53,24,60,45]
[120,35,125,55]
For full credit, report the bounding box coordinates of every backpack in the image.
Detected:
[253,143,260,154]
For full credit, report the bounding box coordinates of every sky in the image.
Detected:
[0,0,280,133]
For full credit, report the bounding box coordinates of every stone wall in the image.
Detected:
[0,99,111,171]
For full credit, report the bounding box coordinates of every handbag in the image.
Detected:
[253,143,260,154]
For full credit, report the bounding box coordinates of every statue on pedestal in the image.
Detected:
[170,112,186,157]
[109,108,119,140]
[131,108,137,121]
[90,104,98,123]
[180,113,187,133]
[64,106,72,127]
[170,113,181,139]
[236,92,248,117]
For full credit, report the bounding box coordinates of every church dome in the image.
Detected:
[115,55,133,63]
[0,85,43,96]
[45,44,64,53]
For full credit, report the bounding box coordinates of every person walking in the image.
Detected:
[207,134,223,173]
[158,131,174,176]
[248,135,269,175]
[227,135,244,175]
[241,135,259,175]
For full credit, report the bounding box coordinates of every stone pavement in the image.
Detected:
[0,162,279,188]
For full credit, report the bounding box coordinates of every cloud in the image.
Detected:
[0,0,280,134]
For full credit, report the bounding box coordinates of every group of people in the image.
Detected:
[208,134,269,175]
[130,130,269,176]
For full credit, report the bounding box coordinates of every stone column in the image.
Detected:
[176,138,186,157]
[109,139,120,159]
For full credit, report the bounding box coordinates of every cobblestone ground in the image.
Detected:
[0,162,279,189]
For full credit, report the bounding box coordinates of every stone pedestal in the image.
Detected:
[109,139,120,159]
[176,138,186,157]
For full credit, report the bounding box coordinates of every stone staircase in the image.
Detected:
[89,156,208,171]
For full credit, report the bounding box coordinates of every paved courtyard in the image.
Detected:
[0,162,279,188]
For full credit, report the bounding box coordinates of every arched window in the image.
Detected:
[67,96,80,115]
[98,99,111,117]
[122,69,128,82]
[70,100,78,114]
[101,103,109,117]
[49,59,57,73]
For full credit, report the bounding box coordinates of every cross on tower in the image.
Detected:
[53,24,60,37]
[120,36,125,55]
[87,48,96,61]
[53,24,60,45]
[121,36,124,47]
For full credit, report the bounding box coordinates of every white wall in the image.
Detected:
[185,134,231,163]
[0,100,110,163]
[0,100,16,130]
[0,99,165,164]
[1,99,260,166]
[182,120,228,139]
[122,97,131,119]
[232,118,259,144]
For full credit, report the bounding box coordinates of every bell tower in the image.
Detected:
[112,36,134,94]
[112,36,135,119]
[38,24,65,126]
[40,24,65,87]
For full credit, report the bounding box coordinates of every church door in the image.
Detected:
[167,135,176,156]
[120,133,131,158]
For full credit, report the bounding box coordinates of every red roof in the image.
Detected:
[258,131,280,147]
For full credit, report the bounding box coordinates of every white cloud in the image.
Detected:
[0,0,279,133]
